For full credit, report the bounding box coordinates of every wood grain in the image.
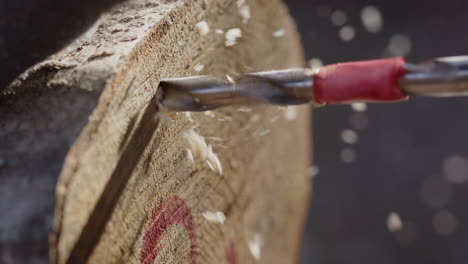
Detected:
[1,0,312,263]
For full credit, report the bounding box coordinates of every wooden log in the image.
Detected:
[1,0,312,263]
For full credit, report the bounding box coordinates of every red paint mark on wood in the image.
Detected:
[226,240,237,264]
[140,196,196,264]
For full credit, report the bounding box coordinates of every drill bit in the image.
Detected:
[400,55,468,97]
[160,69,314,111]
[159,56,468,112]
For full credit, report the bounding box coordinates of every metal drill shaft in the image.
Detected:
[399,55,468,97]
[160,69,314,111]
[160,56,468,112]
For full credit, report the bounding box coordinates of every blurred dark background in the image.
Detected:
[0,0,121,89]
[283,0,468,263]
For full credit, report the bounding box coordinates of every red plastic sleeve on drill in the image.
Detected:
[313,57,408,104]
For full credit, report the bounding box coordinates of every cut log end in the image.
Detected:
[1,0,312,263]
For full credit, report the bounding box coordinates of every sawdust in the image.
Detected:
[339,25,355,42]
[204,111,216,118]
[248,233,263,260]
[225,28,242,46]
[331,10,347,26]
[193,63,205,72]
[195,21,210,35]
[273,29,286,38]
[183,129,222,176]
[184,129,209,159]
[237,107,252,112]
[186,149,195,165]
[340,148,356,163]
[256,129,271,137]
[239,5,251,24]
[308,58,323,71]
[387,34,411,56]
[226,74,235,83]
[351,103,367,112]
[206,144,223,176]
[306,166,319,178]
[341,129,358,144]
[185,112,194,122]
[283,106,298,121]
[202,211,226,224]
[270,115,281,123]
[387,212,403,232]
[218,116,233,122]
[361,6,383,33]
[206,160,216,171]
[206,137,223,142]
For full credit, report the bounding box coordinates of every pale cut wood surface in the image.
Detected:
[1,0,312,263]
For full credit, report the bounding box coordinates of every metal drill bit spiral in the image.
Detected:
[399,55,468,97]
[159,69,315,111]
